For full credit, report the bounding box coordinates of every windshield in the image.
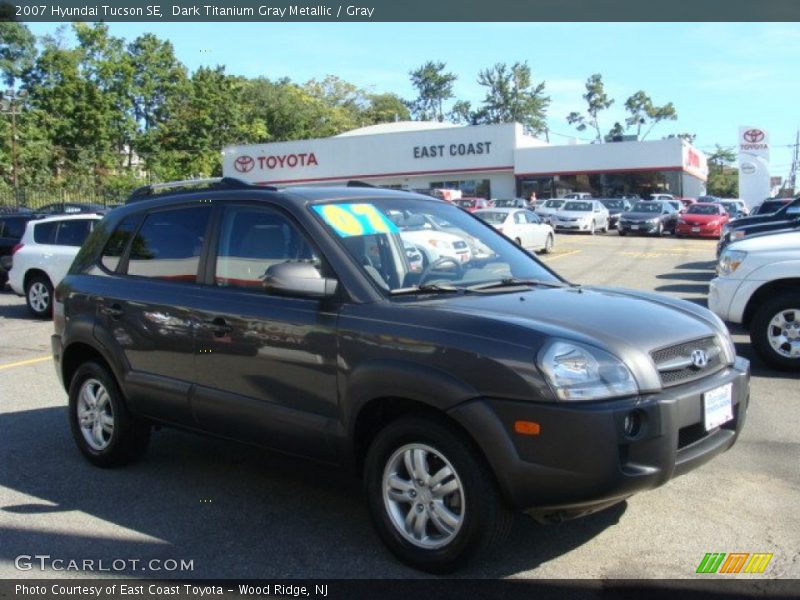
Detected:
[543,200,564,208]
[311,197,559,294]
[631,202,662,213]
[563,201,592,211]
[600,199,623,209]
[474,211,508,224]
[454,199,475,208]
[687,204,720,215]
[757,200,789,214]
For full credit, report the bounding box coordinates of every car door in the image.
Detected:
[93,205,211,426]
[524,210,547,248]
[190,202,339,461]
[511,210,532,246]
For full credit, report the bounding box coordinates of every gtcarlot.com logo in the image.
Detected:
[15,555,194,572]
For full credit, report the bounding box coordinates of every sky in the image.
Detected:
[25,21,800,178]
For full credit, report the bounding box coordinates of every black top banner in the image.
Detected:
[3,0,800,22]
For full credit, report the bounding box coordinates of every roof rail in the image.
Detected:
[126,177,274,203]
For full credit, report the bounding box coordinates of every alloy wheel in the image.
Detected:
[767,308,800,358]
[76,378,115,451]
[28,282,50,313]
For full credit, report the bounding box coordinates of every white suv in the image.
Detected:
[9,214,102,317]
[709,230,800,370]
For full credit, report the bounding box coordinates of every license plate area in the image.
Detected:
[692,226,700,232]
[703,383,733,431]
[631,225,639,230]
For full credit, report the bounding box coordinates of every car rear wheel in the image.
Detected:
[751,293,800,371]
[25,273,53,318]
[364,416,513,573]
[514,237,522,246]
[654,222,664,236]
[68,361,151,467]
[588,221,595,235]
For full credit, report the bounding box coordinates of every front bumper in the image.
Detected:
[619,221,659,234]
[676,223,721,237]
[448,357,750,518]
[553,221,591,231]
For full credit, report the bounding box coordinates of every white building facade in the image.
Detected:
[222,122,707,200]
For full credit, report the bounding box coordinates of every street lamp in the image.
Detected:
[1,88,28,199]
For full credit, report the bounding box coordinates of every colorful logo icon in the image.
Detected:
[743,129,765,143]
[696,552,773,574]
[234,155,255,173]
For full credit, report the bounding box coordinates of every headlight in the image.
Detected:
[648,217,660,224]
[732,230,746,240]
[707,311,736,364]
[538,340,638,401]
[717,249,747,276]
[428,239,451,249]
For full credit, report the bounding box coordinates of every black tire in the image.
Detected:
[364,416,514,573]
[542,234,554,254]
[514,237,522,246]
[750,293,800,371]
[618,230,627,237]
[25,273,54,319]
[68,361,151,467]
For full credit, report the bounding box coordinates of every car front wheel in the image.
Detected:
[542,234,554,254]
[25,273,53,318]
[751,293,800,370]
[364,416,513,573]
[68,361,151,467]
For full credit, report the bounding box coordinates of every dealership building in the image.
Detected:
[222,121,708,200]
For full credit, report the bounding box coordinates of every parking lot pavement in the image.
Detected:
[1,233,798,580]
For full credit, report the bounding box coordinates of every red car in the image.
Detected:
[454,197,491,212]
[675,202,729,238]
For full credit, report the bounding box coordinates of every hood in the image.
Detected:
[621,211,663,220]
[729,230,800,253]
[555,210,594,219]
[427,285,728,393]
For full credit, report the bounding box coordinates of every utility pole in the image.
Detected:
[1,89,27,203]
[784,129,799,196]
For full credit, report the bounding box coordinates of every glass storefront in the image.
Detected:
[517,170,686,199]
[430,179,491,199]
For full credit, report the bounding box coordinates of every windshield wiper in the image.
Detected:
[390,283,463,296]
[466,277,573,291]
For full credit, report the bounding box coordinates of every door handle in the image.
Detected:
[203,317,232,337]
[100,304,124,318]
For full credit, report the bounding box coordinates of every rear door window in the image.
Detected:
[100,215,142,272]
[125,206,211,282]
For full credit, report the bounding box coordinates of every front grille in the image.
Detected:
[652,336,724,387]
[453,241,467,250]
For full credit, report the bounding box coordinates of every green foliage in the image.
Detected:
[567,73,614,142]
[471,62,549,135]
[623,90,677,140]
[706,145,738,197]
[363,93,410,124]
[0,22,36,87]
[409,61,457,122]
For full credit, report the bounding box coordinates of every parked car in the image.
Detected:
[650,193,676,202]
[719,201,747,219]
[562,192,592,200]
[34,202,107,215]
[8,214,102,317]
[679,198,697,210]
[53,179,748,573]
[398,214,473,266]
[551,200,609,234]
[492,198,527,209]
[710,230,800,370]
[0,213,39,286]
[666,200,684,213]
[717,197,800,256]
[751,198,794,216]
[675,203,730,238]
[598,198,632,229]
[721,199,749,217]
[474,208,554,253]
[617,201,678,236]
[453,197,491,212]
[534,199,566,222]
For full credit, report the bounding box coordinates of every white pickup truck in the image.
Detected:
[709,230,800,370]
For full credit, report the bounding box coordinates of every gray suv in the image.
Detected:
[52,179,749,572]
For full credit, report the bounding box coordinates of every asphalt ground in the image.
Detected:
[0,231,798,581]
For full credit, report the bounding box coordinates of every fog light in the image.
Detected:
[623,410,643,438]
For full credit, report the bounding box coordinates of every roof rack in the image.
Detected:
[126,177,275,203]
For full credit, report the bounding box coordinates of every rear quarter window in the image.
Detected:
[33,221,58,244]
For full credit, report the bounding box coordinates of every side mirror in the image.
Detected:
[263,262,337,298]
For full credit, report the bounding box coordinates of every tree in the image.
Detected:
[0,22,36,87]
[363,93,410,124]
[471,62,549,135]
[409,61,456,122]
[706,145,738,197]
[449,100,474,125]
[605,121,625,142]
[566,73,614,142]
[623,91,677,140]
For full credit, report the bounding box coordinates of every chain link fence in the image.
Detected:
[0,187,132,212]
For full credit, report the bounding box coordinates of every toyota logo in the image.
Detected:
[690,349,709,369]
[234,155,255,173]
[743,129,765,143]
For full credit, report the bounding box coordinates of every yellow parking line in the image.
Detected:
[542,249,581,261]
[0,355,52,371]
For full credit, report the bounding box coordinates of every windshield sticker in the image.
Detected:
[313,203,399,237]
